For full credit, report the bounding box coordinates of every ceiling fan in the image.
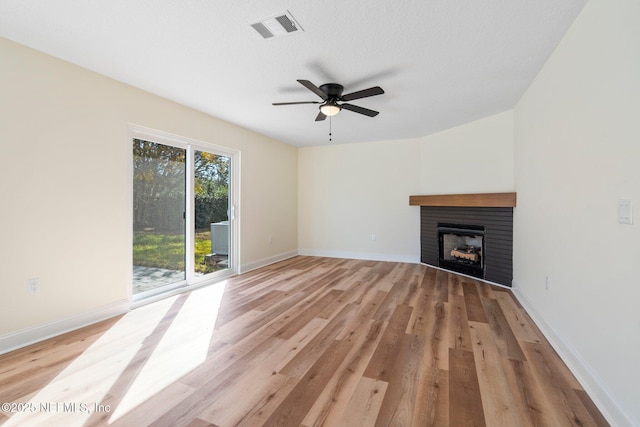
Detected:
[273,79,384,121]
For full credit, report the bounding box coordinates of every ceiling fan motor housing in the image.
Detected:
[317,83,343,116]
[319,83,344,100]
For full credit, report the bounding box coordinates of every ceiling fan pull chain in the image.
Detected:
[329,115,332,142]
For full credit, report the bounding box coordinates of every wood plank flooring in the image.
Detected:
[0,256,609,426]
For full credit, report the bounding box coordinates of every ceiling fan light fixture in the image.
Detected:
[320,102,341,116]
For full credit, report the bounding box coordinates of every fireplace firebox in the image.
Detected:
[438,223,485,279]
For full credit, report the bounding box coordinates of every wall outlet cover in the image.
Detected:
[618,199,633,224]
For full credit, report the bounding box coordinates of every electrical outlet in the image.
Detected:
[371,234,376,241]
[618,199,633,224]
[545,275,551,290]
[28,278,41,294]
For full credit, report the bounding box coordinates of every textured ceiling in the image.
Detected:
[0,1,587,147]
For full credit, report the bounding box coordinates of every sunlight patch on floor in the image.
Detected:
[3,297,178,427]
[108,282,225,423]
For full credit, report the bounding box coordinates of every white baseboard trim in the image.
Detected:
[0,299,130,355]
[512,287,633,427]
[298,249,420,264]
[239,250,299,274]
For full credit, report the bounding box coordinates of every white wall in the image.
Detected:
[298,111,515,262]
[0,38,298,342]
[513,0,640,424]
[420,110,514,194]
[298,139,422,262]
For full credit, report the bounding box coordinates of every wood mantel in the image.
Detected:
[409,192,516,207]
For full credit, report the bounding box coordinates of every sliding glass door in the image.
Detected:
[132,139,186,296]
[193,150,231,277]
[131,128,237,301]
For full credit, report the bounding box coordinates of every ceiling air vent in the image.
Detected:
[249,11,303,39]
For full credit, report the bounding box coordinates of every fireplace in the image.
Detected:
[438,223,485,279]
[411,194,515,286]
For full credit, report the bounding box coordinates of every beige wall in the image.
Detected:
[0,38,298,338]
[513,0,640,424]
[298,111,514,261]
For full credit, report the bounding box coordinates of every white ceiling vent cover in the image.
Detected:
[249,11,303,39]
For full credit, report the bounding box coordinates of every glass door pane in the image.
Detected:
[132,139,186,297]
[193,150,231,277]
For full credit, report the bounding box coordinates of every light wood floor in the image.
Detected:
[0,256,609,426]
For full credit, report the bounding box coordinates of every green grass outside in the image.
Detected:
[133,230,221,273]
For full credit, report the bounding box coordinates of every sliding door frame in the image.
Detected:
[128,124,240,305]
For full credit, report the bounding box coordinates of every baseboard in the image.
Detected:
[511,287,633,427]
[298,249,420,264]
[0,299,130,355]
[239,250,299,274]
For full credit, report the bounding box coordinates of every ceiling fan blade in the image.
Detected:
[315,111,327,121]
[298,80,328,100]
[341,86,384,101]
[272,101,321,106]
[341,103,379,117]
